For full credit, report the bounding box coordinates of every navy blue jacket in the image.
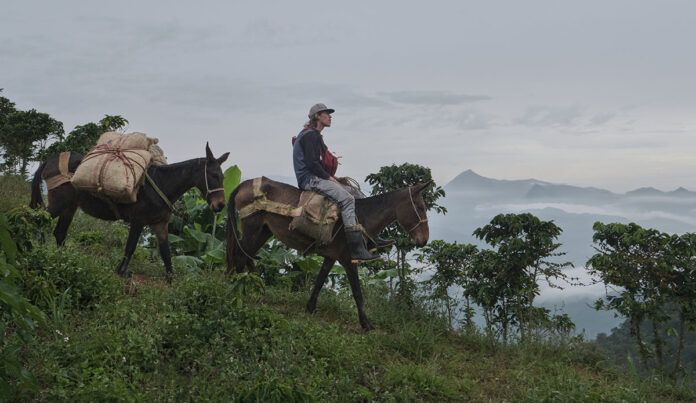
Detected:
[293,128,330,188]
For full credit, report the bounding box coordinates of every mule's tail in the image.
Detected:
[30,160,47,209]
[226,186,244,273]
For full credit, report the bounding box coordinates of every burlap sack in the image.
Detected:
[289,192,340,245]
[71,132,154,203]
[98,131,154,149]
[149,141,167,166]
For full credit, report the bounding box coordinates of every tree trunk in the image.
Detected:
[674,311,686,376]
[633,317,648,366]
[20,157,28,179]
[501,299,508,344]
[465,297,473,332]
[652,321,663,370]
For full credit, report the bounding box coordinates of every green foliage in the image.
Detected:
[253,239,332,290]
[365,163,446,215]
[365,163,446,301]
[163,165,242,271]
[38,114,129,160]
[223,164,241,201]
[383,363,465,401]
[0,89,16,126]
[5,206,53,253]
[0,109,692,399]
[18,246,122,312]
[0,213,45,397]
[589,222,696,376]
[0,107,64,177]
[0,175,30,213]
[0,91,130,177]
[471,213,574,343]
[98,115,129,132]
[38,122,101,159]
[417,240,479,330]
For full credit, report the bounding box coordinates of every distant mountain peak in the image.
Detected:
[447,169,490,185]
[669,187,695,197]
[458,169,483,178]
[625,187,663,196]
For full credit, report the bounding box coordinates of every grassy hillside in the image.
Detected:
[3,176,695,402]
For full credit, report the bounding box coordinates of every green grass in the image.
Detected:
[16,268,695,402]
[0,175,31,212]
[4,174,695,402]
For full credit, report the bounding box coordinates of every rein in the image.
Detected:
[145,159,223,216]
[407,186,428,233]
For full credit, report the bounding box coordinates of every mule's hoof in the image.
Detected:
[361,321,375,332]
[116,268,131,278]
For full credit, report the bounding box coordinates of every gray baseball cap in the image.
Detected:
[308,103,335,118]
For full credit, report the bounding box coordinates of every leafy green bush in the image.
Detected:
[161,165,241,271]
[18,246,121,312]
[5,206,53,253]
[0,213,45,397]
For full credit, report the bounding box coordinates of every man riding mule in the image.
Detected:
[31,143,229,280]
[226,104,431,330]
[293,103,392,262]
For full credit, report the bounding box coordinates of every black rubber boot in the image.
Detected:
[346,227,381,263]
[367,236,395,252]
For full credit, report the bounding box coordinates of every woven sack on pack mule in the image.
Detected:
[71,132,155,203]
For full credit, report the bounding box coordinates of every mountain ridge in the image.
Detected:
[445,169,696,197]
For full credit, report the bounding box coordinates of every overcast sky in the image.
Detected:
[2,0,695,192]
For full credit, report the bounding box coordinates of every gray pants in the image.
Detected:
[303,176,365,229]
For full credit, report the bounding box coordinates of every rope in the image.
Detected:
[231,219,258,262]
[144,172,184,216]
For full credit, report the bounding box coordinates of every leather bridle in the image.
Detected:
[204,160,225,200]
[406,186,428,233]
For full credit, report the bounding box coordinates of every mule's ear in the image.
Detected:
[414,180,434,193]
[205,142,214,160]
[217,152,230,165]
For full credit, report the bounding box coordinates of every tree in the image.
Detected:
[0,213,45,396]
[38,114,129,159]
[98,115,129,132]
[365,163,446,301]
[0,109,64,177]
[588,222,673,368]
[0,89,16,126]
[471,213,574,343]
[665,233,696,375]
[417,240,478,330]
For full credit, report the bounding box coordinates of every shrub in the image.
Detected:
[18,247,121,312]
[0,213,45,397]
[5,206,53,253]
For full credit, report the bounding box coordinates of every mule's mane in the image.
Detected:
[150,157,205,173]
[355,186,409,211]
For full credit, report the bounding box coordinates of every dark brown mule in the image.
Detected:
[30,143,230,279]
[226,177,431,330]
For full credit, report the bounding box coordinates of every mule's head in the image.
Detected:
[198,142,230,213]
[395,181,431,247]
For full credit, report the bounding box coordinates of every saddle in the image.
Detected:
[45,152,74,190]
[238,178,340,245]
[289,191,340,245]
